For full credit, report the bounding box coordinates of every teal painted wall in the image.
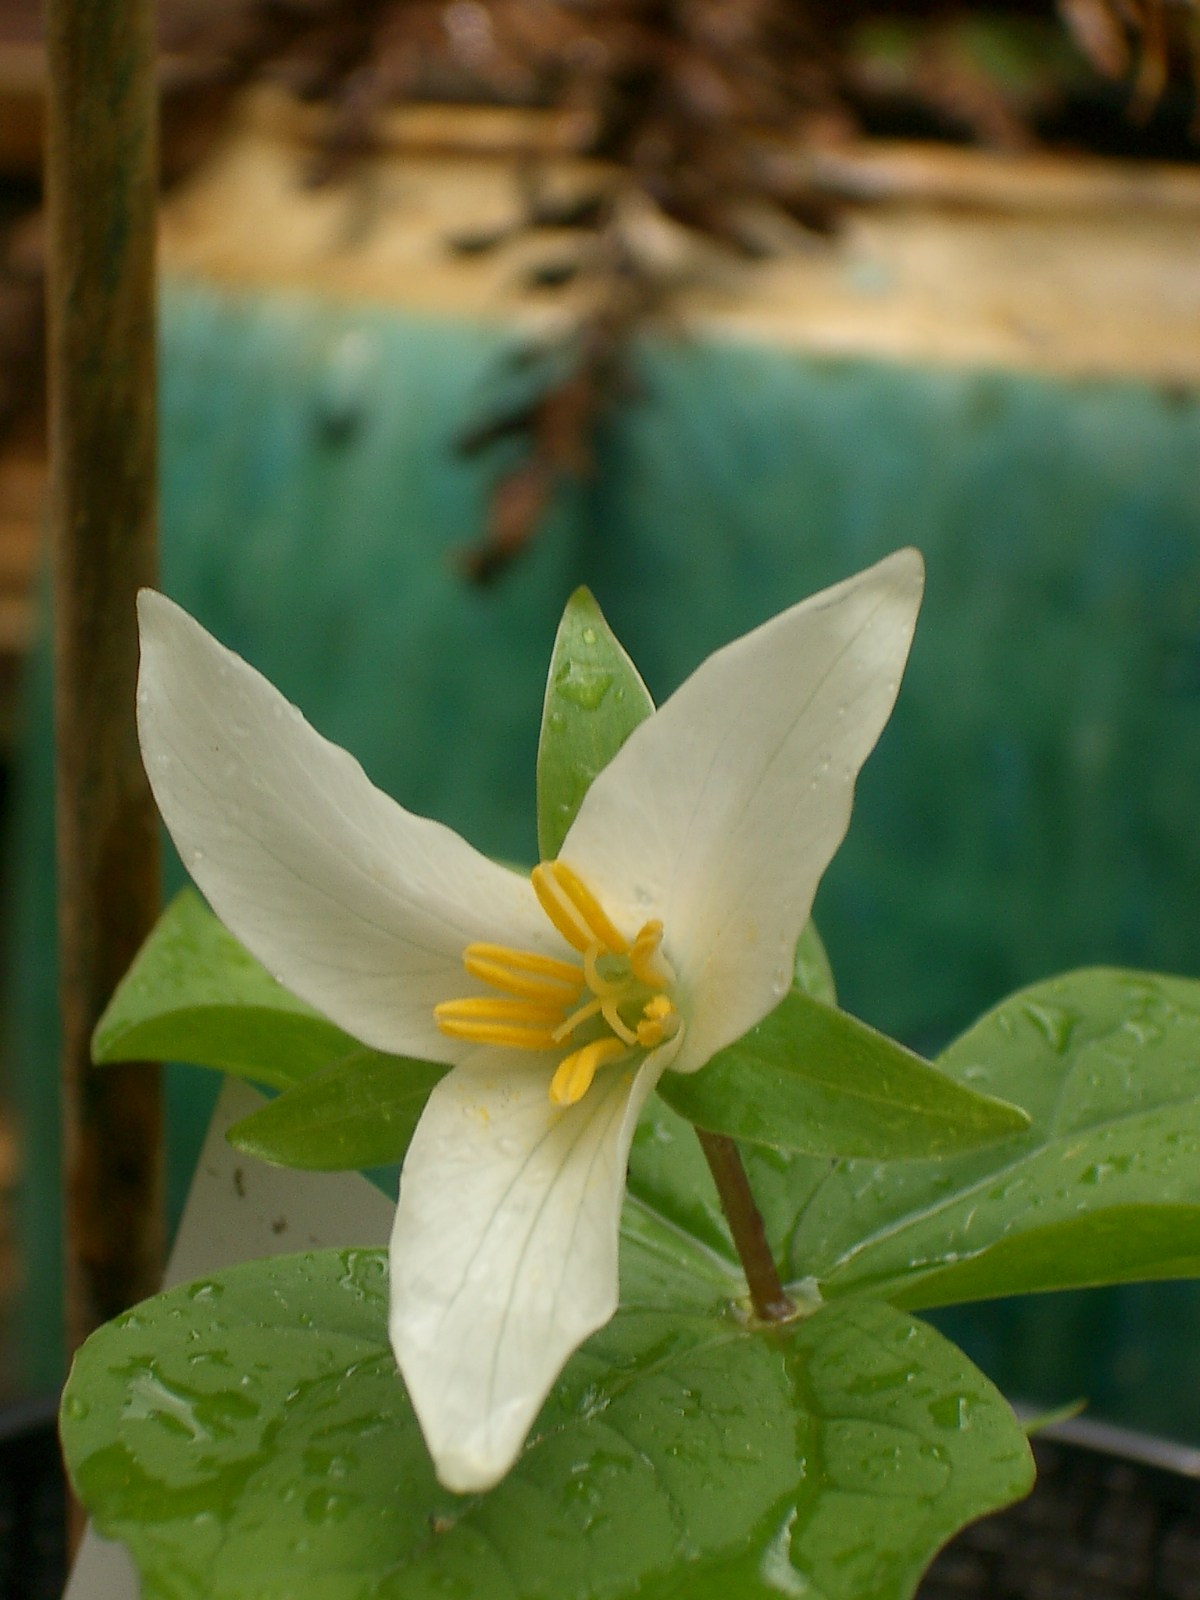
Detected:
[8,281,1200,1432]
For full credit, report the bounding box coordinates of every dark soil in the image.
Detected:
[920,1437,1200,1600]
[0,1400,65,1600]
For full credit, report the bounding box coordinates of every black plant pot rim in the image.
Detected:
[1012,1399,1200,1479]
[0,1392,59,1446]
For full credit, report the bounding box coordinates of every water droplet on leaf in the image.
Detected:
[555,661,614,710]
[928,1394,970,1430]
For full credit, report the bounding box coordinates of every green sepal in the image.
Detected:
[226,1049,450,1171]
[92,889,357,1091]
[658,985,1031,1160]
[61,1247,1033,1600]
[536,587,654,861]
[794,917,836,1006]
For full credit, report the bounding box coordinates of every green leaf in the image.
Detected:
[92,889,362,1092]
[794,918,836,1006]
[536,587,654,861]
[61,1245,1032,1600]
[227,1050,451,1171]
[96,890,449,1166]
[781,968,1200,1307]
[657,986,1031,1160]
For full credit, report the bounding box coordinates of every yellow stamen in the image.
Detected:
[629,921,671,989]
[435,1019,560,1049]
[441,866,677,1107]
[553,994,603,1043]
[463,955,582,1004]
[547,861,630,956]
[530,864,594,952]
[549,1038,628,1107]
[601,998,639,1046]
[435,996,567,1050]
[464,943,584,986]
[435,997,565,1025]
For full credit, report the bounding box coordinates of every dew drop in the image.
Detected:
[555,661,613,710]
[1023,1002,1078,1054]
[928,1394,970,1430]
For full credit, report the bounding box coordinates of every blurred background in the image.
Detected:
[0,0,1196,1466]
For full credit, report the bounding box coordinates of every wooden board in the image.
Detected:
[159,89,1200,387]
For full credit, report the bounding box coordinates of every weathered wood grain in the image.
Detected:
[44,0,163,1416]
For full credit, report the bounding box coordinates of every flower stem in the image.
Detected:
[695,1130,794,1322]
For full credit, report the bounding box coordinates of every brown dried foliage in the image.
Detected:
[156,0,1200,575]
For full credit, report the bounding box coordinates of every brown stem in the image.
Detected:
[695,1130,794,1322]
[46,0,163,1552]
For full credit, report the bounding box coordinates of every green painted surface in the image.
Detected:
[8,280,1200,1433]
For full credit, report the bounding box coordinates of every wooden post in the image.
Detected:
[44,0,164,1427]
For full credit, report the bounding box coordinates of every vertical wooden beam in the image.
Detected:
[44,0,164,1407]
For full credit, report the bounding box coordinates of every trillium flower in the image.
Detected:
[135,548,924,1495]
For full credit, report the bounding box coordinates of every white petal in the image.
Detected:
[560,549,924,1073]
[389,1044,669,1491]
[136,591,561,1060]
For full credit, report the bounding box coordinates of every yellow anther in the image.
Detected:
[435,997,566,1050]
[629,920,670,989]
[547,861,630,955]
[549,1038,627,1107]
[464,944,584,986]
[530,864,594,952]
[435,1019,560,1050]
[463,954,582,1004]
[435,997,565,1025]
